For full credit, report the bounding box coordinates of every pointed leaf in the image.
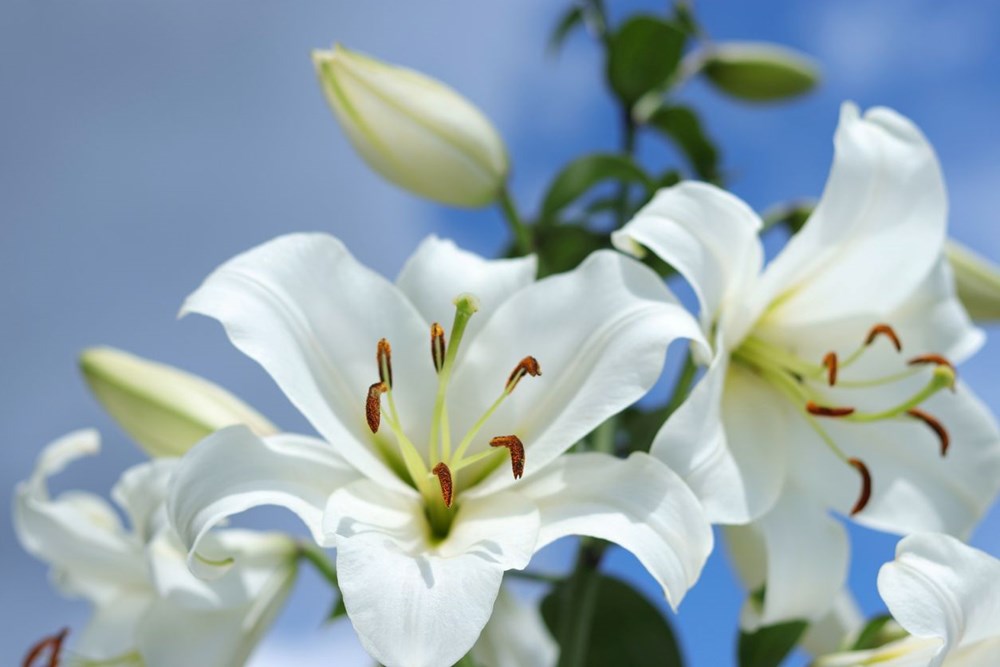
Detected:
[541,154,652,219]
[738,619,808,667]
[549,6,585,55]
[607,16,687,105]
[647,106,720,180]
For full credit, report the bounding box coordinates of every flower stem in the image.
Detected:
[499,188,533,256]
[297,542,338,590]
[557,538,607,667]
[664,350,699,416]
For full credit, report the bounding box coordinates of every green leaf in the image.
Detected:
[738,619,808,667]
[549,6,585,55]
[533,225,608,276]
[850,614,898,651]
[701,42,820,102]
[327,594,348,621]
[761,200,815,233]
[647,105,720,180]
[541,153,652,219]
[542,573,684,667]
[606,16,687,105]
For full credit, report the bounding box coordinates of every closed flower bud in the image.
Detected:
[946,239,1000,321]
[697,41,820,102]
[313,44,509,208]
[80,346,276,457]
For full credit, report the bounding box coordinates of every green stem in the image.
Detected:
[298,542,338,590]
[614,110,638,229]
[506,569,563,585]
[590,415,617,454]
[664,351,699,416]
[499,188,533,255]
[557,538,607,667]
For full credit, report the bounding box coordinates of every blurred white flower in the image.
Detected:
[614,102,1000,626]
[168,233,711,667]
[14,430,296,667]
[815,533,1000,667]
[472,586,558,667]
[313,45,509,208]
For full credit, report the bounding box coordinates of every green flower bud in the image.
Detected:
[946,240,1000,321]
[698,42,820,102]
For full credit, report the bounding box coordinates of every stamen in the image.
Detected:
[489,435,525,479]
[907,408,950,456]
[23,628,68,667]
[806,401,856,418]
[822,352,838,386]
[865,324,902,352]
[847,458,872,515]
[506,356,542,393]
[377,338,393,388]
[366,382,387,433]
[907,354,956,374]
[432,462,454,507]
[431,323,446,373]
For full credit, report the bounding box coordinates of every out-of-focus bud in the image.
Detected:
[80,346,276,458]
[946,240,1000,321]
[312,44,509,208]
[696,42,819,102]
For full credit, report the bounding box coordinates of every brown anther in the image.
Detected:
[806,401,856,418]
[431,323,446,373]
[907,354,956,374]
[366,382,387,433]
[432,462,454,508]
[847,458,872,516]
[377,338,393,388]
[907,408,950,457]
[23,628,68,667]
[505,356,542,393]
[822,352,838,386]
[490,435,525,479]
[865,324,902,352]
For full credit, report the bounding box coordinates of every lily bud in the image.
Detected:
[80,346,276,458]
[312,44,509,208]
[945,239,1000,321]
[696,42,819,102]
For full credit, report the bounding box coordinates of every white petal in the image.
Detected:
[168,426,360,576]
[612,181,764,341]
[74,592,151,662]
[801,591,864,657]
[396,235,537,340]
[879,533,1000,666]
[815,636,943,667]
[112,458,176,543]
[181,233,433,490]
[325,479,539,667]
[726,486,848,627]
[651,353,789,524]
[759,103,947,327]
[516,452,712,610]
[454,250,705,496]
[472,586,558,667]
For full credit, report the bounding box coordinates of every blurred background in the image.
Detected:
[2,0,998,665]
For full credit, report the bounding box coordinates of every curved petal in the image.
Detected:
[879,533,1000,666]
[515,452,712,610]
[801,591,864,657]
[815,636,943,667]
[612,181,764,342]
[455,250,705,496]
[181,233,432,490]
[726,485,849,628]
[112,458,176,543]
[472,586,558,667]
[396,235,537,341]
[759,103,947,328]
[325,479,539,667]
[651,354,789,524]
[168,426,361,576]
[74,592,151,662]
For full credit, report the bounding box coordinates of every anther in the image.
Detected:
[23,628,68,667]
[377,338,393,388]
[847,458,872,516]
[431,323,446,373]
[806,401,856,418]
[865,324,902,352]
[506,356,541,393]
[907,354,956,374]
[822,352,838,386]
[907,408,950,456]
[432,462,454,507]
[490,435,525,479]
[366,382,387,433]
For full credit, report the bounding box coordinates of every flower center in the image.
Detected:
[732,323,956,515]
[363,293,540,535]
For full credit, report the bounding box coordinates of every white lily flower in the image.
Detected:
[167,233,712,667]
[471,586,558,667]
[14,430,297,667]
[815,533,1000,667]
[614,102,1000,625]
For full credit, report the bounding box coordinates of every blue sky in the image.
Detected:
[2,1,999,665]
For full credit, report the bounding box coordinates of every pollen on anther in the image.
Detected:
[431,323,446,373]
[490,435,525,479]
[847,458,872,516]
[806,401,855,418]
[366,382,387,433]
[23,627,69,667]
[907,408,950,457]
[377,338,393,388]
[865,324,902,352]
[432,462,454,508]
[506,356,541,393]
[822,352,838,386]
[907,354,956,373]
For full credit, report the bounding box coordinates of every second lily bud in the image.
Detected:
[313,44,509,208]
